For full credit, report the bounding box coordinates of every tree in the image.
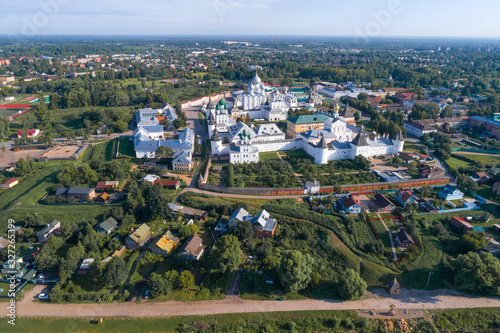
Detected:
[452,252,500,294]
[407,161,417,174]
[149,272,173,297]
[278,250,314,293]
[233,221,254,242]
[156,146,174,159]
[461,231,488,252]
[177,271,195,289]
[59,242,85,279]
[103,257,128,286]
[33,98,52,128]
[457,173,478,195]
[392,156,404,165]
[338,268,367,300]
[209,235,241,274]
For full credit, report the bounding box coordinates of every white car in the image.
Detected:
[38,293,49,300]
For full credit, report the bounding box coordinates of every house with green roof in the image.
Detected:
[287,114,329,137]
[96,217,118,236]
[36,220,61,243]
[125,224,151,249]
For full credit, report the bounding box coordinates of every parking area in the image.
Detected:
[0,148,44,168]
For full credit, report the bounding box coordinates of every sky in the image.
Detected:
[1,0,500,38]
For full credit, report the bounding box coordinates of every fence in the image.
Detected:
[451,148,500,155]
[198,177,450,196]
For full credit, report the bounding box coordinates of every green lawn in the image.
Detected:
[0,310,364,333]
[457,153,500,166]
[403,141,422,152]
[445,156,473,169]
[283,150,312,159]
[399,228,448,290]
[118,136,136,158]
[259,152,280,161]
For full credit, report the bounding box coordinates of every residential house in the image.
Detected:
[95,181,119,191]
[251,210,278,237]
[420,201,439,213]
[178,235,204,260]
[55,187,96,200]
[439,185,464,201]
[95,192,111,203]
[470,171,490,184]
[79,258,95,270]
[150,231,180,257]
[418,165,445,179]
[125,224,151,249]
[404,120,437,137]
[154,179,181,190]
[17,129,40,138]
[493,181,500,195]
[0,177,19,189]
[140,174,160,183]
[394,189,417,207]
[36,220,61,243]
[227,208,278,237]
[96,217,118,236]
[370,193,395,213]
[387,278,402,295]
[0,237,9,250]
[449,216,474,233]
[394,228,415,249]
[177,207,208,221]
[338,195,362,214]
[1,254,23,274]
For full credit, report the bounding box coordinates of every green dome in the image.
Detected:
[216,104,221,110]
[224,104,228,110]
[218,99,226,106]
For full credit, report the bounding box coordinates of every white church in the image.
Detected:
[210,104,405,165]
[204,73,299,124]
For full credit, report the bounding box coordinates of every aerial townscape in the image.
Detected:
[1,2,500,332]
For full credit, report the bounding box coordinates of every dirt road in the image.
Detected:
[15,289,500,318]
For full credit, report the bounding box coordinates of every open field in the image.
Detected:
[0,148,44,168]
[454,153,500,166]
[43,145,82,159]
[445,156,473,169]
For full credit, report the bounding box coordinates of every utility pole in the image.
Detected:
[426,271,433,287]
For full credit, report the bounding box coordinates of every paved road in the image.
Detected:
[184,106,208,140]
[16,288,500,318]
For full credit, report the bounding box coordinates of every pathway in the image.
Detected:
[16,289,500,318]
[376,213,397,260]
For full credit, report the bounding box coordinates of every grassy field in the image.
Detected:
[446,156,473,169]
[283,150,312,159]
[0,145,119,231]
[457,153,500,166]
[118,136,136,158]
[259,152,280,161]
[432,308,500,333]
[399,228,448,290]
[403,141,422,152]
[0,310,363,333]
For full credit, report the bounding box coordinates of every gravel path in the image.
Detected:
[15,289,500,318]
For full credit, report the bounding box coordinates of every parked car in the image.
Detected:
[38,293,49,300]
[144,290,150,299]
